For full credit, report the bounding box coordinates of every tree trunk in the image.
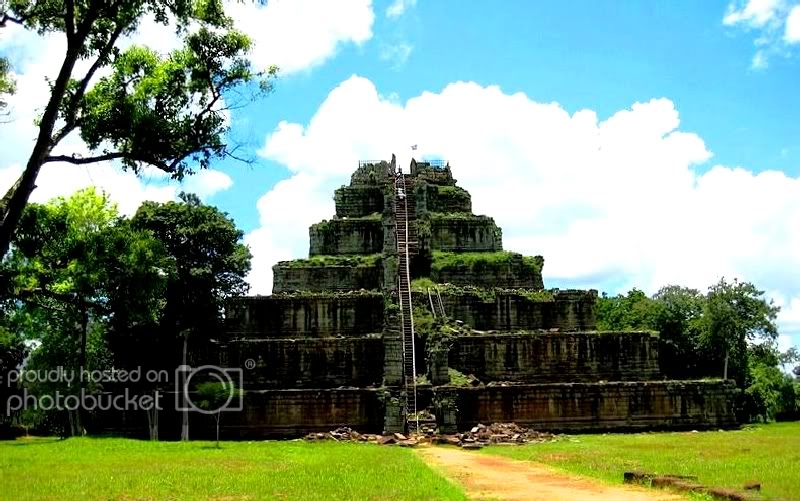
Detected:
[77,302,88,436]
[723,350,729,380]
[0,44,84,257]
[215,414,220,449]
[180,332,189,442]
[146,392,159,441]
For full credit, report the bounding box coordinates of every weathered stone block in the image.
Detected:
[413,289,597,331]
[438,380,739,432]
[413,183,472,214]
[424,214,502,253]
[430,251,544,289]
[334,186,386,218]
[383,391,405,433]
[309,218,383,256]
[228,338,384,389]
[428,348,451,386]
[449,332,660,383]
[272,256,382,293]
[225,293,384,338]
[410,160,456,186]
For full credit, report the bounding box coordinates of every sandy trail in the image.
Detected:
[417,446,684,501]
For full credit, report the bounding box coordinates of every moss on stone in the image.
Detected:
[270,290,384,299]
[276,254,382,268]
[431,250,543,274]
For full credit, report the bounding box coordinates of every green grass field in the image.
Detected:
[481,422,800,501]
[2,423,799,500]
[0,438,467,501]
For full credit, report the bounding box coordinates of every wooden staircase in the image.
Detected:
[394,173,419,432]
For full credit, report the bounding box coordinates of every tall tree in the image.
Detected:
[5,188,169,435]
[701,278,780,383]
[0,0,277,257]
[130,192,250,440]
[651,285,706,379]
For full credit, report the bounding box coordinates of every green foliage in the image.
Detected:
[0,325,27,424]
[130,192,251,339]
[410,279,554,303]
[743,363,791,422]
[701,278,779,385]
[0,56,15,115]
[0,0,279,257]
[431,251,543,274]
[195,381,241,411]
[435,185,471,210]
[596,288,659,331]
[595,279,794,423]
[447,368,471,387]
[276,254,381,268]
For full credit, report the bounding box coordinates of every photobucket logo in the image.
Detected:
[175,365,243,414]
[6,389,163,416]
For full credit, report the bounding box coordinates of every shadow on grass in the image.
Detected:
[3,437,63,446]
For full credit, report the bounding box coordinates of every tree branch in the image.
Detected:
[0,13,25,27]
[64,0,75,39]
[44,151,191,176]
[51,23,125,146]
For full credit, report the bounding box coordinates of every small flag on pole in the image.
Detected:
[411,145,417,150]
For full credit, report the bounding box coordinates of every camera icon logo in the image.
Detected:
[174,365,244,414]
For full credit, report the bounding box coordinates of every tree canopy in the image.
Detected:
[0,0,278,257]
[596,280,798,422]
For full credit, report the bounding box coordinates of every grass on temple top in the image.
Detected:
[430,250,542,272]
[277,253,382,268]
[0,437,467,501]
[480,421,800,501]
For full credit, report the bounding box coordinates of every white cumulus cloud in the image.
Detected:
[0,0,376,217]
[722,0,800,68]
[246,75,800,347]
[225,0,375,75]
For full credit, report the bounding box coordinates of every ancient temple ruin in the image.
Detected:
[220,157,737,437]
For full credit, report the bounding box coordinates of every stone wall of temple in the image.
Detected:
[225,294,384,339]
[309,219,384,256]
[418,289,597,331]
[448,332,660,383]
[272,260,383,292]
[227,338,384,389]
[446,381,738,432]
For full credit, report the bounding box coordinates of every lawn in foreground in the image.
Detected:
[480,422,800,501]
[0,437,467,501]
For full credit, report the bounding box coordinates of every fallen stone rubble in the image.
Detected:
[303,422,558,448]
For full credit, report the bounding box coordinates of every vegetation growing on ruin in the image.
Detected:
[271,290,383,299]
[275,254,382,268]
[447,368,472,387]
[596,282,799,424]
[413,305,458,353]
[435,185,471,209]
[0,437,467,500]
[350,162,389,185]
[431,250,544,275]
[312,213,383,234]
[429,212,493,221]
[411,278,555,303]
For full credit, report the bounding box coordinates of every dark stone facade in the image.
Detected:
[98,158,739,439]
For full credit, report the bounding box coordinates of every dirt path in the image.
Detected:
[417,446,684,501]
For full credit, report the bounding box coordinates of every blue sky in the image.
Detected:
[1,0,799,349]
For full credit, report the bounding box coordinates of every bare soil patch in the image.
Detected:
[417,445,685,501]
